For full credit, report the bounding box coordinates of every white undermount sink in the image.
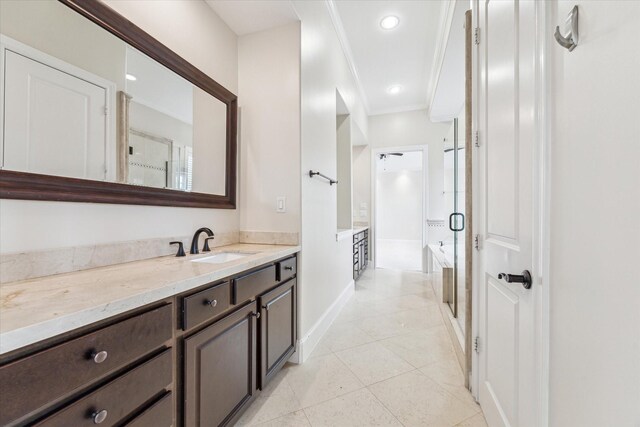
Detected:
[191,252,253,264]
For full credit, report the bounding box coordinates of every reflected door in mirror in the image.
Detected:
[0,0,235,207]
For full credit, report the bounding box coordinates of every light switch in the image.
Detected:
[276,196,286,213]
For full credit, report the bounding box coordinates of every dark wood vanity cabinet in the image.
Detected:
[259,279,296,388]
[182,255,297,426]
[0,254,298,427]
[353,229,369,280]
[183,302,259,427]
[0,304,174,427]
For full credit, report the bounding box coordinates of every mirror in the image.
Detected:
[0,0,236,208]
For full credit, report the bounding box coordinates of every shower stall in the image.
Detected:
[444,117,466,336]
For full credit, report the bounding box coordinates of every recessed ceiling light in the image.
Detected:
[380,15,399,30]
[126,74,137,81]
[387,84,403,95]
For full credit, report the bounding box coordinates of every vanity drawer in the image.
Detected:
[232,265,277,304]
[276,257,297,282]
[126,392,173,427]
[182,281,231,331]
[36,349,172,427]
[0,304,172,426]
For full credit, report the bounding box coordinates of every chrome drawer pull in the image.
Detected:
[284,266,293,271]
[205,299,218,307]
[91,350,108,364]
[92,409,108,424]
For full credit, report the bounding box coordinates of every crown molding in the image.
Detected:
[325,0,371,115]
[426,0,457,116]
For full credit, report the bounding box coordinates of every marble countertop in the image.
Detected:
[353,226,369,233]
[0,243,300,355]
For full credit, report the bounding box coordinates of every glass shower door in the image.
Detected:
[446,118,466,335]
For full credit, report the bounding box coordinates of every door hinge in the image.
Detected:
[474,336,481,353]
[474,27,480,45]
[103,106,109,116]
[474,234,480,250]
[474,131,480,148]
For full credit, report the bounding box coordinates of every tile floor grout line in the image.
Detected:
[453,410,485,427]
[242,270,485,426]
[365,382,408,427]
[300,407,313,426]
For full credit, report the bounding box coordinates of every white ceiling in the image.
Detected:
[205,0,299,36]
[332,0,447,115]
[206,0,454,117]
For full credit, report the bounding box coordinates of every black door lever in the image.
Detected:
[498,270,532,289]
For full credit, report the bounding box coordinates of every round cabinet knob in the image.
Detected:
[91,350,108,364]
[252,312,261,319]
[205,299,218,307]
[92,409,108,424]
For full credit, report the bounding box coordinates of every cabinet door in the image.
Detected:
[258,279,296,388]
[184,303,258,427]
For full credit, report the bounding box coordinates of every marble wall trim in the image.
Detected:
[0,231,240,284]
[239,231,300,246]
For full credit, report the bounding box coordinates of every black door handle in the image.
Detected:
[449,212,465,232]
[498,270,532,289]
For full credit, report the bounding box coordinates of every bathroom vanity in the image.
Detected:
[353,227,369,280]
[0,245,298,427]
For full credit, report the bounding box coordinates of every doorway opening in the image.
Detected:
[373,148,427,271]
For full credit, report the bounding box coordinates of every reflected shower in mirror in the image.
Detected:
[0,0,228,196]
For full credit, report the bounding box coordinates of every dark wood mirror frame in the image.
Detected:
[0,0,237,209]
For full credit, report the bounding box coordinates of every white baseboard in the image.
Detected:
[289,279,355,364]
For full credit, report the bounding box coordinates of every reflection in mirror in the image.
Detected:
[0,0,228,196]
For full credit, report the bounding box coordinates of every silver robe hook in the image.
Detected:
[555,5,579,52]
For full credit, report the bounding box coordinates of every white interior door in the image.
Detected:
[476,1,540,426]
[2,50,108,180]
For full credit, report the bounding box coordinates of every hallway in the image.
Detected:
[236,269,487,426]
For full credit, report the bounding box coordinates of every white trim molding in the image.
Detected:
[426,0,457,116]
[325,0,371,115]
[289,279,354,364]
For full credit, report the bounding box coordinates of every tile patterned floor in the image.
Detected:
[235,268,487,427]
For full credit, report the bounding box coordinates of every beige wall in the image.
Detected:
[0,0,240,253]
[352,144,371,224]
[336,115,352,229]
[237,22,301,234]
[191,88,227,195]
[0,0,126,91]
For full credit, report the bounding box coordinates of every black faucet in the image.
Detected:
[190,227,214,255]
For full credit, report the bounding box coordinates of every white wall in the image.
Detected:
[368,109,451,226]
[0,0,240,253]
[237,22,301,234]
[548,1,640,425]
[292,0,369,340]
[376,169,423,240]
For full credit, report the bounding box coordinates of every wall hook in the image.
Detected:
[554,5,579,51]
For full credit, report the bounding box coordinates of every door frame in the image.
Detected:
[0,34,117,181]
[470,0,551,424]
[370,144,429,272]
